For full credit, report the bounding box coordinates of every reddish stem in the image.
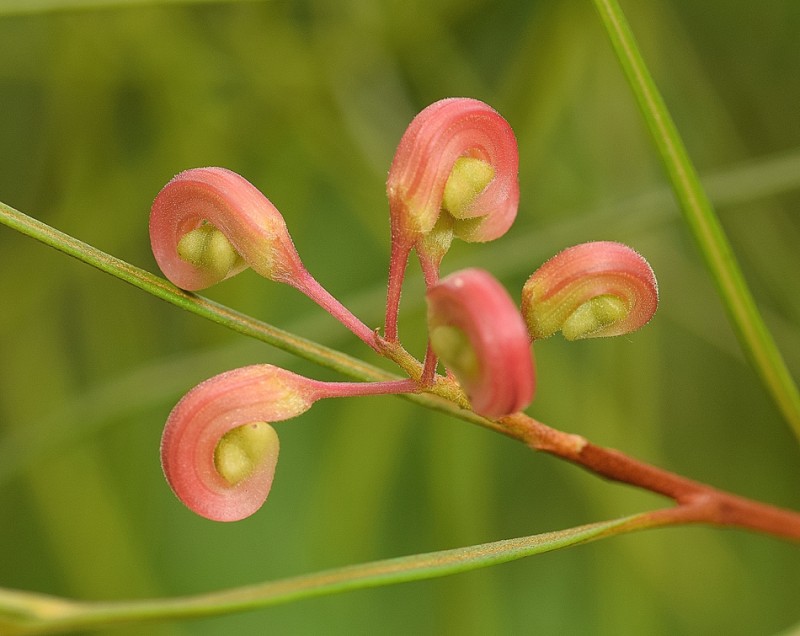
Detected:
[420,342,439,386]
[417,247,443,386]
[310,378,420,401]
[380,280,798,541]
[416,248,441,289]
[384,235,412,342]
[498,412,800,541]
[290,269,379,352]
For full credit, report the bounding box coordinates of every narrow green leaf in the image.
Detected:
[0,513,654,634]
[591,0,800,442]
[0,200,490,431]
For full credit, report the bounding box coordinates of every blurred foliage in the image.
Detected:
[0,1,799,634]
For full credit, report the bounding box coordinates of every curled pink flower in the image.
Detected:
[521,241,659,341]
[387,98,519,245]
[150,167,305,291]
[426,268,534,419]
[385,98,520,341]
[161,365,416,521]
[150,167,379,349]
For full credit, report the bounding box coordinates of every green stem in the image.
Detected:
[0,201,355,376]
[0,512,663,635]
[591,0,800,442]
[0,200,491,433]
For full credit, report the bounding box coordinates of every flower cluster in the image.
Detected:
[150,98,659,521]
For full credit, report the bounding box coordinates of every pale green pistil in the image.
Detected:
[562,295,628,340]
[442,157,495,219]
[214,422,278,485]
[177,224,242,280]
[430,325,481,386]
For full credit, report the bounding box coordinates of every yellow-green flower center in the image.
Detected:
[177,223,243,280]
[429,324,481,387]
[442,157,495,219]
[561,295,628,340]
[214,422,279,486]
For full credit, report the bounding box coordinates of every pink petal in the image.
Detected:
[427,268,535,418]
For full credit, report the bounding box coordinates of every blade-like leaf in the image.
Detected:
[0,513,654,634]
[591,0,800,442]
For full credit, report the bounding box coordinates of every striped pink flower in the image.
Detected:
[150,167,304,291]
[522,241,659,341]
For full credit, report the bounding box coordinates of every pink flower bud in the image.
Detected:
[521,241,659,341]
[385,98,519,341]
[387,98,519,244]
[426,268,535,418]
[149,167,305,291]
[161,365,417,521]
[161,365,313,522]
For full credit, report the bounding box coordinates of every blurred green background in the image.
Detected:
[1,1,799,634]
